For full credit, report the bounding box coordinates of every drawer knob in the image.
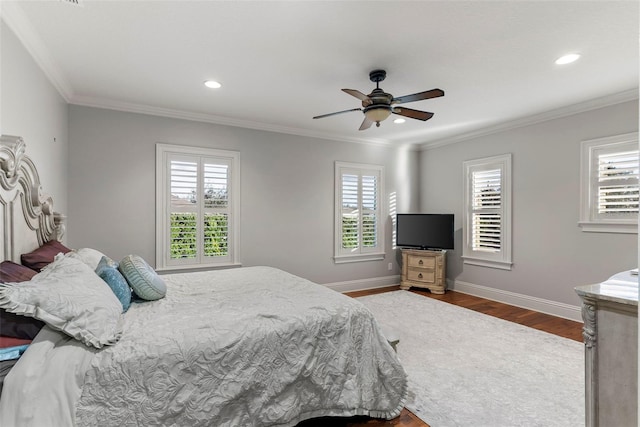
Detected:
[418,260,423,265]
[418,273,423,279]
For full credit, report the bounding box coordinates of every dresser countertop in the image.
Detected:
[575,270,638,306]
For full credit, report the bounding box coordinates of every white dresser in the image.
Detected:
[575,271,638,427]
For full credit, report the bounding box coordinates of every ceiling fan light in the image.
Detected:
[364,106,392,123]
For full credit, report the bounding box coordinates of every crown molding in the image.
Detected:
[76,88,634,151]
[2,1,74,102]
[419,88,639,151]
[69,94,395,147]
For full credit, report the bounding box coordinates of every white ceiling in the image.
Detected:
[4,0,639,147]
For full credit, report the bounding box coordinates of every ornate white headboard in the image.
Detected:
[0,135,65,262]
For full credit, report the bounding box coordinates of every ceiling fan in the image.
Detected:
[313,69,444,131]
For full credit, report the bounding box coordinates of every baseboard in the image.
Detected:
[323,275,401,293]
[452,280,583,323]
[323,276,583,322]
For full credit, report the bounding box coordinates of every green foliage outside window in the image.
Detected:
[170,213,197,259]
[342,216,376,249]
[362,215,376,248]
[204,213,228,256]
[170,213,228,259]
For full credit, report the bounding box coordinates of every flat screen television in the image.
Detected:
[396,213,454,250]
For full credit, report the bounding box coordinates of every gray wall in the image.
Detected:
[419,100,638,306]
[68,106,420,285]
[1,21,68,219]
[4,17,638,305]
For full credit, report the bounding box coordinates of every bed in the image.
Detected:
[0,135,407,426]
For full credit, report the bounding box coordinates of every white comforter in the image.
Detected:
[0,266,407,426]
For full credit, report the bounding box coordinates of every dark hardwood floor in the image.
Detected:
[297,286,584,427]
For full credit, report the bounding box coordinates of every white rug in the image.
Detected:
[357,291,585,427]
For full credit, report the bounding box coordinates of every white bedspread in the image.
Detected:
[0,266,407,426]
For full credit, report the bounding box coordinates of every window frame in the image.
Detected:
[156,143,241,271]
[334,161,385,264]
[579,132,639,234]
[462,153,512,270]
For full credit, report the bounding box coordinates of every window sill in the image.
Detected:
[156,262,242,274]
[462,256,512,271]
[578,221,638,234]
[334,253,385,264]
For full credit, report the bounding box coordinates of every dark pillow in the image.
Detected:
[20,240,72,272]
[0,311,45,340]
[0,261,46,339]
[0,261,37,283]
[0,336,31,349]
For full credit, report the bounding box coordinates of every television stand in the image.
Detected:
[400,248,446,294]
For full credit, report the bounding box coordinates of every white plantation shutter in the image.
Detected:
[579,133,639,233]
[171,160,198,207]
[157,144,240,270]
[204,163,229,208]
[335,162,385,262]
[203,161,229,258]
[471,169,501,252]
[596,150,639,215]
[463,154,512,270]
[341,174,359,249]
[170,159,198,259]
[361,174,378,248]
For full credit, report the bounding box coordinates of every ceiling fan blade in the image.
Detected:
[313,108,362,119]
[359,117,374,131]
[342,89,372,106]
[393,107,434,121]
[392,89,444,104]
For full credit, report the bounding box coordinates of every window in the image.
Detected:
[462,154,512,270]
[579,132,638,233]
[334,162,385,263]
[156,144,240,270]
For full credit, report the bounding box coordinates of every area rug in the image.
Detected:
[357,291,585,427]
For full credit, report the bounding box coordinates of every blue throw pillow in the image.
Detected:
[118,255,166,301]
[96,257,131,312]
[95,255,118,272]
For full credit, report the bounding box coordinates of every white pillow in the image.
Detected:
[0,253,124,348]
[68,247,108,270]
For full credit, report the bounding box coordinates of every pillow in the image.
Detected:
[0,254,123,348]
[0,337,31,349]
[0,344,29,362]
[0,262,45,340]
[0,261,37,283]
[21,240,72,272]
[119,255,166,301]
[0,311,45,340]
[69,247,108,270]
[96,257,131,312]
[95,255,118,271]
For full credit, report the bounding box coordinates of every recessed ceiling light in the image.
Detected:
[204,80,222,89]
[555,53,580,65]
[393,118,406,124]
